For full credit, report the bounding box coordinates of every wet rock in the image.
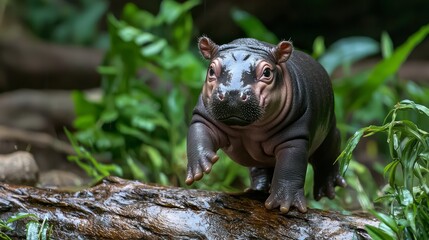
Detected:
[38,170,83,189]
[0,151,38,186]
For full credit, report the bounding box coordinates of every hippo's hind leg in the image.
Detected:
[247,167,274,192]
[310,126,347,200]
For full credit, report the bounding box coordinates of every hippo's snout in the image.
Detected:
[215,88,252,103]
[209,87,263,126]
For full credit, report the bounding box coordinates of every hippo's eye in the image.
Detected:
[208,67,215,77]
[262,68,271,78]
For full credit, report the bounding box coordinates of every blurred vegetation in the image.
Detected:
[20,0,109,48]
[69,0,203,186]
[68,0,249,190]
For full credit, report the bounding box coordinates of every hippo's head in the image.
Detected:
[198,37,293,126]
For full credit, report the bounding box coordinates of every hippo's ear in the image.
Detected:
[198,36,219,60]
[271,41,293,63]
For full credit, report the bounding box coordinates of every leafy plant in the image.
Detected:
[70,0,250,189]
[230,8,278,44]
[0,213,51,240]
[65,128,122,181]
[20,0,108,47]
[333,23,429,133]
[338,100,429,239]
[323,23,429,212]
[71,0,199,183]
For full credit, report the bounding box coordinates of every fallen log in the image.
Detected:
[0,176,378,239]
[0,89,76,131]
[0,37,102,91]
[0,125,75,155]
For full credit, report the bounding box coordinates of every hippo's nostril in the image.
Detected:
[217,92,224,101]
[240,89,252,102]
[240,92,248,101]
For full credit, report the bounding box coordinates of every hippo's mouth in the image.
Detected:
[217,116,252,126]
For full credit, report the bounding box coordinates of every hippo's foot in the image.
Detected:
[313,168,347,200]
[245,167,273,192]
[264,180,307,213]
[185,149,219,185]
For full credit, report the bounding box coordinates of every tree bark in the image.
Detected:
[0,176,377,239]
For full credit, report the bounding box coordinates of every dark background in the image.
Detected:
[111,0,429,58]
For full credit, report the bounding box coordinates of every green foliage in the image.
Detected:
[338,100,429,239]
[21,0,108,47]
[318,36,380,75]
[0,213,51,240]
[230,8,278,44]
[350,24,429,110]
[72,0,198,183]
[334,23,429,130]
[70,0,250,189]
[65,128,122,181]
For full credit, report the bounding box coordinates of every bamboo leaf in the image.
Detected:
[365,225,396,240]
[369,209,399,233]
[352,24,429,108]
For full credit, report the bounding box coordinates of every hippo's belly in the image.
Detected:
[222,136,276,167]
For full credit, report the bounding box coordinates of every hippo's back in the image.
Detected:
[285,50,335,153]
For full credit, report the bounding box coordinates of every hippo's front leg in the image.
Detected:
[186,122,223,185]
[265,139,309,213]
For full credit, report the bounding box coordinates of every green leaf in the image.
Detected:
[74,115,97,129]
[122,3,156,29]
[230,8,278,44]
[406,207,418,234]
[397,100,429,118]
[337,128,366,175]
[353,23,429,108]
[72,91,99,117]
[100,109,119,123]
[365,225,396,240]
[0,232,12,240]
[384,160,400,186]
[369,209,399,233]
[312,36,325,59]
[158,0,200,25]
[400,189,414,206]
[158,172,169,185]
[97,66,118,75]
[71,1,108,44]
[95,132,125,149]
[26,221,40,240]
[142,145,164,170]
[38,217,50,240]
[126,156,146,180]
[381,31,393,59]
[169,89,185,121]
[319,36,379,75]
[131,117,156,132]
[135,32,156,45]
[6,213,37,224]
[117,123,151,142]
[140,39,167,57]
[118,26,140,42]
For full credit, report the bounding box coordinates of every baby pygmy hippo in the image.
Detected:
[186,37,346,213]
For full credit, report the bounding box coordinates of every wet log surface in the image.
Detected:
[0,176,377,239]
